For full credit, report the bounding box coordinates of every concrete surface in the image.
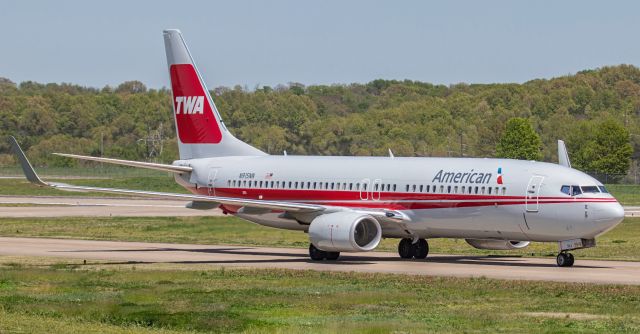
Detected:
[0,237,638,285]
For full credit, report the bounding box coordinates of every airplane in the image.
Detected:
[10,29,625,267]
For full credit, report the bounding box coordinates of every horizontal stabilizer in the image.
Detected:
[53,153,192,174]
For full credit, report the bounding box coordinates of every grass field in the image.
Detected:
[1,216,639,261]
[0,262,638,333]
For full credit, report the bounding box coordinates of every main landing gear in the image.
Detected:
[556,252,575,267]
[398,238,429,259]
[309,244,340,261]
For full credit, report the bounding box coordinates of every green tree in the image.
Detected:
[495,118,542,160]
[569,119,632,179]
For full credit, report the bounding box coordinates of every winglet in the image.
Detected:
[9,136,48,186]
[558,140,571,168]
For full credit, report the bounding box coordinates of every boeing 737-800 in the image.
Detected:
[10,29,625,267]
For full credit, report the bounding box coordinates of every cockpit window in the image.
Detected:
[581,186,600,193]
[560,185,570,195]
[598,186,608,193]
[571,185,582,196]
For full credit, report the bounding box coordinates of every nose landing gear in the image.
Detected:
[398,238,429,259]
[556,252,575,267]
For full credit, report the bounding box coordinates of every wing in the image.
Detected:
[10,136,410,225]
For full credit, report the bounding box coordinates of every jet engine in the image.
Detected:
[308,212,382,252]
[465,239,530,250]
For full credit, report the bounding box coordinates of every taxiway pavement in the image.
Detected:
[0,237,638,285]
[0,196,222,217]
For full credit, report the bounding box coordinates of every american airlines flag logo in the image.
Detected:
[497,167,503,184]
[265,173,273,179]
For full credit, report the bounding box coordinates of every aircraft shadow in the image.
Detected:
[53,246,609,269]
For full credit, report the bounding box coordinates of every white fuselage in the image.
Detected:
[173,155,624,243]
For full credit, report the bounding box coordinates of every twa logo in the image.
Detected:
[169,64,222,144]
[175,96,204,114]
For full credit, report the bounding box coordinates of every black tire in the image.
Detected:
[413,239,429,259]
[326,251,340,261]
[309,244,326,261]
[556,253,572,267]
[398,238,414,259]
[566,253,575,267]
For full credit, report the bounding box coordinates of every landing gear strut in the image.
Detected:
[309,244,340,261]
[556,252,575,267]
[398,238,429,259]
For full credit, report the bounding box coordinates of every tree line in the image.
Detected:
[0,65,637,179]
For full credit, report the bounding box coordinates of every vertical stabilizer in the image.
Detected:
[163,29,265,159]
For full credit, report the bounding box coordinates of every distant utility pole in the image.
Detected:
[137,123,165,162]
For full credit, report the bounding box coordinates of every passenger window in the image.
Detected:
[571,185,581,196]
[487,187,491,195]
[406,184,410,192]
[481,186,485,194]
[495,187,499,195]
[501,187,506,195]
[393,184,397,191]
[349,183,353,190]
[426,185,430,192]
[454,186,458,193]
[440,185,444,193]
[419,185,423,192]
[412,185,417,192]
[561,185,570,195]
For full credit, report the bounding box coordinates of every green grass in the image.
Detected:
[606,184,640,206]
[0,176,186,197]
[0,265,638,333]
[2,216,639,261]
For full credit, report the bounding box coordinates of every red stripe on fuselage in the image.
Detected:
[188,186,617,211]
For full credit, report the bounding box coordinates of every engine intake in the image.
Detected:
[465,239,530,250]
[309,212,381,252]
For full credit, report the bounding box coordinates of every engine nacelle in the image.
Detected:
[309,212,382,252]
[465,239,530,250]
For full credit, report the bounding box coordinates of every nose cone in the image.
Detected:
[593,202,625,236]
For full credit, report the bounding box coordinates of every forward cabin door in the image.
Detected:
[525,175,544,212]
[207,167,220,196]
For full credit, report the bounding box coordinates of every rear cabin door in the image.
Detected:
[207,167,220,196]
